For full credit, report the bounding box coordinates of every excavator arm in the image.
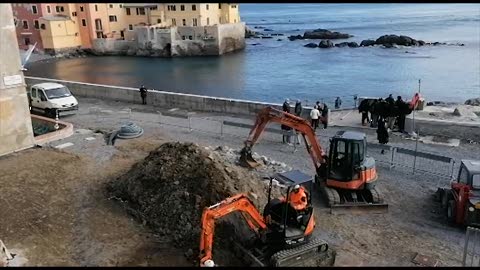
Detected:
[199,193,268,267]
[240,106,326,172]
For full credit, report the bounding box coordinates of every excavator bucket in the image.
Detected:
[239,147,262,168]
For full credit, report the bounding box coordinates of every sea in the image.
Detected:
[25,3,480,107]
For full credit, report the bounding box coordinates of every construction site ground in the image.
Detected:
[1,97,480,266]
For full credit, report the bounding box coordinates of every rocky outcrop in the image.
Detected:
[289,29,352,41]
[304,29,352,39]
[335,42,349,47]
[245,27,258,38]
[304,43,318,48]
[465,98,480,106]
[318,40,334,48]
[347,42,359,48]
[360,39,376,46]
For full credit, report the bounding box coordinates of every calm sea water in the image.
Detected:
[26,4,480,106]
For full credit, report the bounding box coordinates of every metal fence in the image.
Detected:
[87,108,457,183]
[463,227,480,267]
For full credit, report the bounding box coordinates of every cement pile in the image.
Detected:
[106,142,283,265]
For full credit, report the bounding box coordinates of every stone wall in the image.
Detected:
[92,39,136,55]
[217,22,246,55]
[0,5,35,157]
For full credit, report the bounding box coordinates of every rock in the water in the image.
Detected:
[465,98,480,106]
[304,42,318,48]
[418,40,425,46]
[360,39,376,46]
[318,40,334,48]
[303,29,352,39]
[334,42,349,47]
[347,42,359,48]
[288,34,303,41]
[263,28,274,32]
[382,43,397,49]
[375,34,418,46]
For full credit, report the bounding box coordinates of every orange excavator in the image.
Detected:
[199,170,336,267]
[239,106,387,212]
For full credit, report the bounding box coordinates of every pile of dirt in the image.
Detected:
[106,142,283,266]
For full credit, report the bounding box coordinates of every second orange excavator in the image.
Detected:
[239,106,387,211]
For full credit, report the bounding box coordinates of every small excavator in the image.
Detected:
[199,170,336,267]
[239,106,387,212]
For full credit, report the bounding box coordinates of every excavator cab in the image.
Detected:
[263,170,315,247]
[328,131,372,184]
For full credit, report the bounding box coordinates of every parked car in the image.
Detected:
[27,83,78,118]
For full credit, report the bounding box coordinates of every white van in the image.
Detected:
[27,83,79,118]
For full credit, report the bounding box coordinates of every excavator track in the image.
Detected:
[270,237,335,267]
[320,182,388,214]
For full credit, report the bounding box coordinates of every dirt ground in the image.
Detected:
[2,96,476,266]
[0,136,192,266]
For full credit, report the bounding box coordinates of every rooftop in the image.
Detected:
[123,3,158,8]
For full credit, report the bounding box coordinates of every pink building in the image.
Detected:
[12,3,45,50]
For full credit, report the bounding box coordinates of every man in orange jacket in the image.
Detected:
[289,184,308,211]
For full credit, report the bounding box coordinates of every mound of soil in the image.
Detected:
[106,142,280,266]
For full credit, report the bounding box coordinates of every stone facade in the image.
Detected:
[92,22,246,57]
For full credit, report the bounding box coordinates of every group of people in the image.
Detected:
[358,94,414,150]
[281,99,330,145]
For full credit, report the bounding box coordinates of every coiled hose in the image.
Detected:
[108,122,144,145]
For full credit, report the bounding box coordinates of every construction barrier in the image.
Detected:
[463,227,480,267]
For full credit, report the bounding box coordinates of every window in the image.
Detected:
[80,6,84,12]
[206,17,209,25]
[206,4,209,10]
[95,5,98,12]
[31,88,37,98]
[473,175,480,189]
[109,4,113,8]
[182,35,185,40]
[151,6,157,10]
[459,166,469,184]
[13,18,18,27]
[119,4,123,8]
[126,7,131,15]
[81,19,86,26]
[72,12,77,17]
[47,5,51,13]
[31,5,38,14]
[34,20,39,29]
[234,19,236,23]
[40,23,46,30]
[232,5,237,8]
[188,35,192,40]
[128,24,133,31]
[182,19,186,26]
[180,5,185,11]
[157,18,161,24]
[192,4,196,11]
[172,18,176,26]
[24,37,30,46]
[137,7,145,15]
[109,15,117,22]
[38,90,47,102]
[22,20,28,29]
[218,4,221,9]
[192,18,197,26]
[55,6,60,12]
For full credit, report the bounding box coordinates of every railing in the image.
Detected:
[86,107,457,183]
[463,227,480,267]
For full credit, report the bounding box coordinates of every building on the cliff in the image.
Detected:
[13,3,244,57]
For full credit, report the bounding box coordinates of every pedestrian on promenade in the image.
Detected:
[321,103,329,129]
[294,99,303,145]
[386,95,397,130]
[370,99,380,128]
[358,99,370,126]
[377,117,389,154]
[335,97,342,109]
[310,105,321,131]
[386,93,394,104]
[139,85,148,105]
[396,96,407,133]
[282,99,292,144]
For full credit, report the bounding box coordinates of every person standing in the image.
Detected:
[294,100,303,145]
[282,99,292,144]
[334,97,342,109]
[358,99,370,126]
[369,99,379,128]
[310,105,321,131]
[376,117,389,154]
[396,96,406,133]
[386,94,394,104]
[386,95,396,130]
[139,85,148,105]
[321,103,329,129]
